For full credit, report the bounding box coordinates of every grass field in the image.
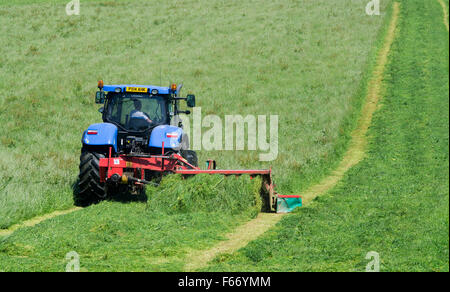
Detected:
[202,0,450,272]
[0,0,390,228]
[1,0,448,272]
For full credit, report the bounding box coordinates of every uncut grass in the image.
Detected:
[0,175,262,271]
[0,0,390,227]
[203,0,449,272]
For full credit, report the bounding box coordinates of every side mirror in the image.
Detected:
[98,107,104,114]
[186,94,196,107]
[95,91,105,104]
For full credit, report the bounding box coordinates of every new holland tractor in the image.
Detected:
[77,81,197,205]
[76,81,302,212]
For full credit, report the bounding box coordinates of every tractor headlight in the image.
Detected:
[151,89,159,95]
[115,87,122,93]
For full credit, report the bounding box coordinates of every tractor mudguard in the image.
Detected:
[82,123,118,152]
[149,125,184,150]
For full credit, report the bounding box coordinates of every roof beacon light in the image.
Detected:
[98,80,104,89]
[171,83,177,92]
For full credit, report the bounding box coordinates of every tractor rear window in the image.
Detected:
[105,93,167,131]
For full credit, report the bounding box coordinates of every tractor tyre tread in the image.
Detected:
[75,150,107,206]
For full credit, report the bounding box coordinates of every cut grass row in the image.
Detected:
[202,0,449,272]
[0,174,262,271]
[182,1,402,271]
[0,0,390,228]
[437,0,449,32]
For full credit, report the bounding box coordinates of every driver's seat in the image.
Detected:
[128,118,150,131]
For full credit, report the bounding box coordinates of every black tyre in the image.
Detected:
[181,150,198,168]
[75,150,107,206]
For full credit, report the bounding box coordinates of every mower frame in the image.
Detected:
[99,146,280,212]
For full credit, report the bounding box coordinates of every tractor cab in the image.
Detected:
[89,81,196,155]
[96,82,195,130]
[103,91,169,132]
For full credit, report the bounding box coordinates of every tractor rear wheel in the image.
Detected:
[75,150,107,206]
[181,150,198,168]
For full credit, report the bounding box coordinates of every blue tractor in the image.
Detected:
[76,81,197,205]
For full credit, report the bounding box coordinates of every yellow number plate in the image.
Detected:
[126,87,148,93]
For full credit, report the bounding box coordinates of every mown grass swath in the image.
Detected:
[0,175,262,271]
[203,0,449,272]
[0,0,390,228]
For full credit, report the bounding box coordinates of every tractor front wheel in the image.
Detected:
[75,150,107,206]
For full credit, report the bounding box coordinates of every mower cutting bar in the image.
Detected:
[174,169,271,175]
[98,154,302,213]
[99,155,271,180]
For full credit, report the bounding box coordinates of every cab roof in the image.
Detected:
[103,85,172,95]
